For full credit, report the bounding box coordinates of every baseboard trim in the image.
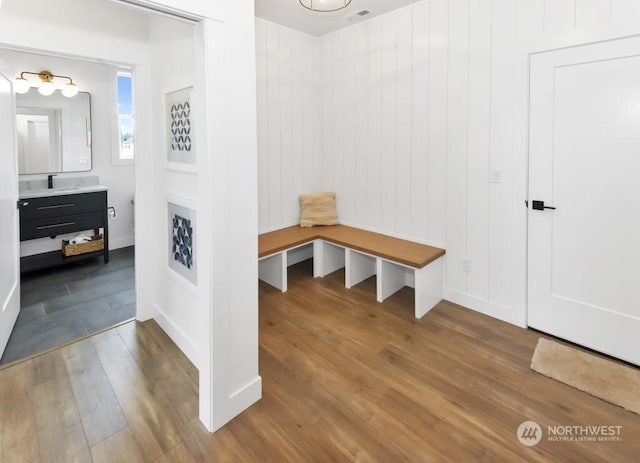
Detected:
[230,375,262,401]
[110,236,135,250]
[212,375,262,432]
[444,288,526,328]
[153,303,200,369]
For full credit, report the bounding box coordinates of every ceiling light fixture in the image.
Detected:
[298,0,352,13]
[13,70,79,97]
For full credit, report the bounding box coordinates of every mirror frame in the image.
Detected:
[16,89,92,175]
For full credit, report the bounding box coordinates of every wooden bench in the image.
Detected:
[258,225,446,318]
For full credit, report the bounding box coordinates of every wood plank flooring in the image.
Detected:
[1,259,639,462]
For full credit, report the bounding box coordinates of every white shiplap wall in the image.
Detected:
[321,2,447,248]
[318,0,640,326]
[255,19,323,232]
[257,0,640,326]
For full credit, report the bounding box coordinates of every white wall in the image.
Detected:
[147,15,200,366]
[0,0,151,64]
[441,0,640,326]
[255,19,323,232]
[321,3,447,247]
[256,0,640,326]
[194,3,261,431]
[0,50,136,256]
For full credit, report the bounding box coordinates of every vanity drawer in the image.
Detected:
[20,211,105,241]
[19,191,106,221]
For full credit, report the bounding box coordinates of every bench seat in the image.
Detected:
[259,225,445,268]
[258,226,320,258]
[258,224,446,318]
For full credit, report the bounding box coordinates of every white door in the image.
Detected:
[0,66,20,360]
[528,37,640,365]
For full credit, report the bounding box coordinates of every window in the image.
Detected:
[117,71,134,160]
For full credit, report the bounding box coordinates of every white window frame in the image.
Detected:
[111,67,135,166]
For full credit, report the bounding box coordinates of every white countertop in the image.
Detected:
[19,184,109,199]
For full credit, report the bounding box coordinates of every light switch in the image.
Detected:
[490,168,503,184]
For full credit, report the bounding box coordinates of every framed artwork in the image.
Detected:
[166,86,194,165]
[168,201,197,285]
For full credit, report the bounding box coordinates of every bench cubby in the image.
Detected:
[258,225,446,318]
[345,249,376,289]
[313,240,345,278]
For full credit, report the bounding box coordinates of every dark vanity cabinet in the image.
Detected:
[19,191,109,273]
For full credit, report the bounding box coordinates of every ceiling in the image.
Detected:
[255,0,422,37]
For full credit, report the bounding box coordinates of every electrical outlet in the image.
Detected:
[463,257,471,273]
[490,168,503,184]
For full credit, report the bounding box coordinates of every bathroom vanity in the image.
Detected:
[16,89,108,273]
[18,185,109,273]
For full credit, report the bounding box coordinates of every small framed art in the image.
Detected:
[166,86,194,165]
[168,201,197,285]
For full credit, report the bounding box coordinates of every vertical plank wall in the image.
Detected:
[256,0,640,325]
[322,2,448,249]
[255,19,323,232]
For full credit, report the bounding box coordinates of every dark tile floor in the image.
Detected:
[0,247,135,365]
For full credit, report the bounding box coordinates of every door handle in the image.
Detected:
[37,203,75,210]
[532,200,556,211]
[36,221,76,230]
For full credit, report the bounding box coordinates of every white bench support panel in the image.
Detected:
[314,240,345,278]
[414,255,444,318]
[258,252,287,292]
[312,240,323,278]
[287,243,313,266]
[377,259,411,303]
[345,249,376,289]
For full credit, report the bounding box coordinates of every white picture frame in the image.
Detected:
[168,200,197,286]
[165,86,195,165]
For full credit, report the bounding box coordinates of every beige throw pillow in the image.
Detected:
[299,192,338,228]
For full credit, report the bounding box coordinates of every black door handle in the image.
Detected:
[532,200,556,211]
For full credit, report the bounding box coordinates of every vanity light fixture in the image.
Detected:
[298,0,352,13]
[13,70,79,98]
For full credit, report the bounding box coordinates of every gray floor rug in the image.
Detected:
[531,337,640,415]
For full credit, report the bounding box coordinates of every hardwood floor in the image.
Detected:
[1,259,638,462]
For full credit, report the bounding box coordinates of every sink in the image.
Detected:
[21,187,78,195]
[19,184,108,199]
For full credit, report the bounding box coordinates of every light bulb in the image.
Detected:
[62,82,78,98]
[38,81,56,96]
[13,76,30,94]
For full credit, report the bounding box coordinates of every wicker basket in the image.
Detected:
[62,234,104,257]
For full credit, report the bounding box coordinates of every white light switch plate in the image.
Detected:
[490,168,503,183]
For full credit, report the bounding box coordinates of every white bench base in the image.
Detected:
[259,239,444,318]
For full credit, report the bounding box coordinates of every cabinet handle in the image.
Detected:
[36,221,76,230]
[37,203,75,210]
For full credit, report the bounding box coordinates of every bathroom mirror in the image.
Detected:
[16,89,92,175]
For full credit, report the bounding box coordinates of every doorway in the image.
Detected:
[527,37,640,366]
[0,51,138,366]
